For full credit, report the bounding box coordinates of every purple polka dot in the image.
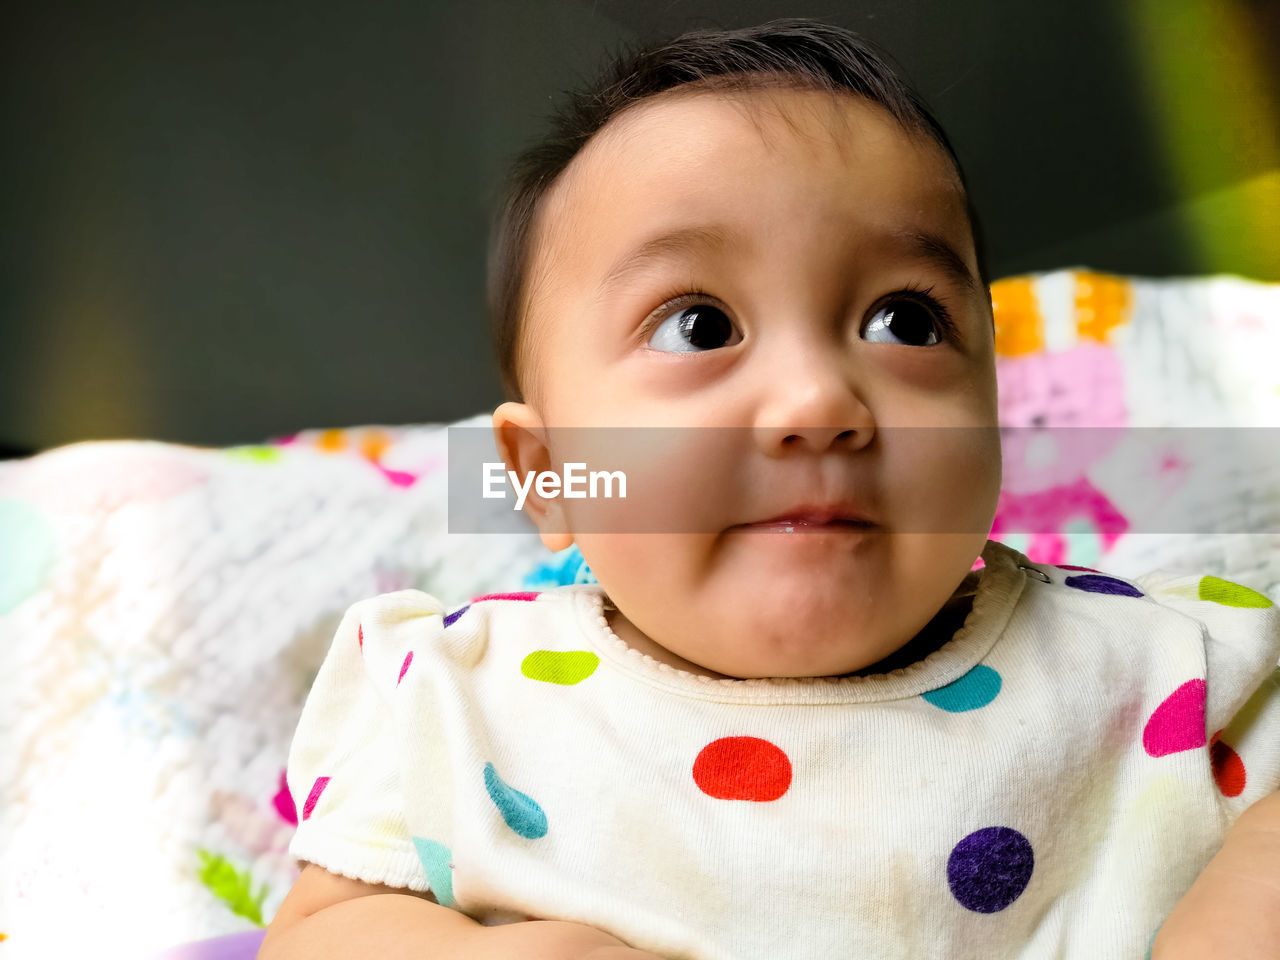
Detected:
[1063,574,1143,598]
[947,826,1034,913]
[444,605,470,627]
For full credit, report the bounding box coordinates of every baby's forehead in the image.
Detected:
[551,104,952,246]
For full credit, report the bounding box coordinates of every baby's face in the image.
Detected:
[495,85,1001,679]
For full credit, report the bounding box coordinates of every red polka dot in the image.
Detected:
[693,736,792,802]
[1210,730,1246,797]
[358,624,363,651]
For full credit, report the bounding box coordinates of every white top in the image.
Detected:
[286,539,1280,960]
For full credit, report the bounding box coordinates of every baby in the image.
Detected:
[261,18,1280,960]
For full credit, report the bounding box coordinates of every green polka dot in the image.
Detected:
[521,650,600,685]
[224,445,283,463]
[412,836,455,907]
[1198,575,1274,608]
[0,499,56,615]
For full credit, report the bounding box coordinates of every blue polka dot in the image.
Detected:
[483,762,548,839]
[412,836,455,907]
[922,664,1002,713]
[947,826,1034,913]
[1064,574,1143,598]
[444,605,470,627]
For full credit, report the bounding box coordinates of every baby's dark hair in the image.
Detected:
[486,17,989,403]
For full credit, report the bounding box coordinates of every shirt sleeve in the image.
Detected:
[1136,568,1280,822]
[286,590,446,891]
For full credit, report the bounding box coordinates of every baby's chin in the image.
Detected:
[585,531,984,679]
[661,599,927,680]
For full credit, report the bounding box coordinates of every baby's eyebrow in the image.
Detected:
[595,225,735,302]
[594,223,980,301]
[893,229,982,297]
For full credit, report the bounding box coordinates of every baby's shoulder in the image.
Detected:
[1125,567,1278,635]
[1004,553,1278,665]
[436,585,594,632]
[1129,569,1280,681]
[350,584,597,669]
[1013,554,1275,626]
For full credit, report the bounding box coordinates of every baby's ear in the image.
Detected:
[491,402,574,552]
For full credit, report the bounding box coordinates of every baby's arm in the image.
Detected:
[258,862,665,960]
[1151,791,1280,958]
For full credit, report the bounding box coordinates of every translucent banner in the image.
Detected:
[447,426,1280,535]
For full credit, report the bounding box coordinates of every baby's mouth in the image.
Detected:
[735,519,876,533]
[731,506,878,533]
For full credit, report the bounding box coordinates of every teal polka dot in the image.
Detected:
[922,664,1002,713]
[483,762,548,839]
[412,836,455,907]
[0,499,56,615]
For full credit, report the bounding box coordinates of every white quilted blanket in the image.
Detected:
[1,268,1277,959]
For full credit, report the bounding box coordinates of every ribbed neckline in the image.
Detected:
[556,539,1029,705]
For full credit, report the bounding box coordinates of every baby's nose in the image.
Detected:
[752,357,875,456]
[756,421,872,456]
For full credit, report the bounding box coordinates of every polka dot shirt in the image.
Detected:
[287,540,1280,959]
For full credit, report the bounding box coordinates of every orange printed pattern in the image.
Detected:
[991,277,1043,356]
[276,426,432,488]
[292,427,394,464]
[1074,272,1133,343]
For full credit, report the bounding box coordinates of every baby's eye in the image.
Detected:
[647,302,743,353]
[862,294,952,346]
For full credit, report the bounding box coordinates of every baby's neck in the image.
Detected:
[845,585,976,676]
[603,606,736,679]
[602,571,981,681]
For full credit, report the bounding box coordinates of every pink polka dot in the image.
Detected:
[273,770,298,826]
[302,776,331,821]
[397,651,414,685]
[471,592,541,602]
[693,736,792,802]
[1143,680,1207,758]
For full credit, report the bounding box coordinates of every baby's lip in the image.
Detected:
[734,503,878,528]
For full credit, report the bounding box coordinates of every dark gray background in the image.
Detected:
[4,0,1278,455]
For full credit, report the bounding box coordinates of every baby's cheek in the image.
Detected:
[872,343,996,411]
[885,427,999,535]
